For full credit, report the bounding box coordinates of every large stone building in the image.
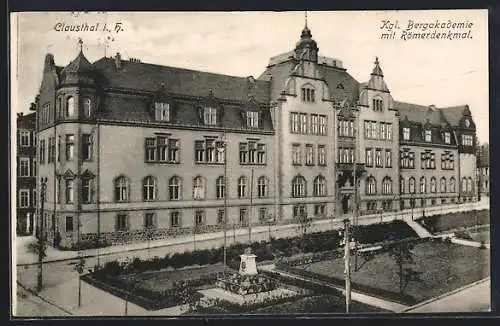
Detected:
[16,112,37,235]
[33,23,479,247]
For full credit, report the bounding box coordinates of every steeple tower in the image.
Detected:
[294,12,319,62]
[367,56,389,92]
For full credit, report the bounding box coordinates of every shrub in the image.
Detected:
[454,230,473,241]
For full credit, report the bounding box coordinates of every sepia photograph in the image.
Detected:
[10,10,490,317]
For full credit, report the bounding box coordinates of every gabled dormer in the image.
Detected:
[241,96,262,129]
[197,90,223,126]
[152,83,174,122]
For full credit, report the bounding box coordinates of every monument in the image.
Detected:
[239,247,258,276]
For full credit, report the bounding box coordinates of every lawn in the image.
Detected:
[470,230,490,243]
[292,240,490,305]
[419,209,490,234]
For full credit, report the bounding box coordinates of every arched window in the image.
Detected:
[467,177,473,192]
[313,175,327,197]
[83,97,92,117]
[440,177,447,193]
[449,177,456,193]
[216,176,225,199]
[430,177,437,193]
[114,175,129,202]
[409,177,416,194]
[372,96,383,111]
[301,84,315,103]
[292,175,307,198]
[462,177,467,193]
[169,176,181,200]
[382,177,392,195]
[420,177,427,194]
[143,176,156,201]
[257,176,268,198]
[237,176,247,198]
[366,177,377,195]
[400,177,405,194]
[57,97,62,118]
[66,96,74,117]
[193,176,205,200]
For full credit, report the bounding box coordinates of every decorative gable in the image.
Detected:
[63,169,76,180]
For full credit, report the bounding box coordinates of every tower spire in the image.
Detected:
[305,11,308,28]
[78,38,83,53]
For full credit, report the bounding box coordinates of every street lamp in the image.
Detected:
[36,177,48,293]
[217,132,228,275]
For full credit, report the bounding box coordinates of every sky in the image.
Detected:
[10,10,489,143]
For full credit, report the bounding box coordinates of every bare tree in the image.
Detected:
[295,212,313,251]
[387,239,422,294]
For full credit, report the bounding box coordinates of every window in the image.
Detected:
[83,98,92,117]
[147,137,180,163]
[430,177,437,193]
[65,135,74,161]
[462,177,467,193]
[467,177,473,193]
[449,178,456,193]
[39,140,46,164]
[239,141,265,164]
[338,119,354,137]
[319,115,327,135]
[216,176,225,199]
[338,148,354,164]
[382,177,392,195]
[145,213,156,229]
[313,175,327,197]
[291,112,300,133]
[440,177,446,193]
[19,158,30,177]
[385,150,392,167]
[155,102,170,121]
[168,139,180,162]
[169,176,181,200]
[380,123,386,140]
[66,97,75,117]
[386,123,393,140]
[305,144,314,165]
[420,177,427,193]
[195,210,204,227]
[292,144,301,165]
[301,86,315,103]
[204,107,217,125]
[365,148,373,167]
[375,149,383,167]
[170,211,181,227]
[293,204,307,218]
[193,176,205,200]
[143,176,156,201]
[65,216,74,232]
[311,114,319,134]
[82,134,93,160]
[314,204,326,217]
[41,103,50,124]
[409,177,416,194]
[114,176,129,202]
[403,127,410,141]
[247,111,259,128]
[217,209,225,225]
[116,214,128,231]
[424,130,432,142]
[257,144,266,164]
[33,189,36,206]
[462,134,473,146]
[318,145,326,165]
[239,208,249,226]
[56,178,61,204]
[421,151,435,169]
[195,139,224,164]
[82,178,92,203]
[47,137,54,163]
[366,177,377,195]
[238,176,247,198]
[257,176,268,198]
[400,177,405,194]
[441,152,455,170]
[292,175,307,198]
[57,136,61,162]
[444,132,451,144]
[373,98,383,111]
[19,131,30,147]
[300,113,308,134]
[65,180,74,204]
[370,121,378,139]
[19,189,29,208]
[259,207,267,222]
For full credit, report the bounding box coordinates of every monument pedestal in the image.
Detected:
[239,253,258,275]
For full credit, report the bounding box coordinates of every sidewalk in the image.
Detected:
[16,200,490,266]
[404,219,433,238]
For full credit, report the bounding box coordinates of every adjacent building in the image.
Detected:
[32,22,480,247]
[16,112,37,235]
[477,143,489,197]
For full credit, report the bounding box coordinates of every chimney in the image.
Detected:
[115,52,122,69]
[17,112,23,118]
[429,104,436,110]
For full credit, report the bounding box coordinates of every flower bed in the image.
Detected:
[215,274,278,295]
[417,209,490,234]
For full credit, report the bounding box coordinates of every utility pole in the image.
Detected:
[343,218,351,313]
[249,168,254,243]
[37,177,48,293]
[218,132,228,275]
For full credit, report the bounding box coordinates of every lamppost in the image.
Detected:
[217,132,228,274]
[36,177,48,293]
[410,193,416,221]
[341,218,352,313]
[267,214,275,241]
[74,252,86,308]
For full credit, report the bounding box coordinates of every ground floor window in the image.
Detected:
[293,204,307,218]
[239,207,248,226]
[144,212,155,229]
[259,207,267,223]
[65,216,73,232]
[381,200,392,211]
[170,211,181,227]
[431,199,436,205]
[217,209,225,225]
[116,214,128,231]
[314,203,326,217]
[441,198,446,204]
[195,210,205,227]
[366,201,377,211]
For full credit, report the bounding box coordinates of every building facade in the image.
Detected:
[16,112,37,235]
[32,23,479,247]
[477,143,489,197]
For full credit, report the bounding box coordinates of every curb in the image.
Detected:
[399,277,490,313]
[15,281,74,316]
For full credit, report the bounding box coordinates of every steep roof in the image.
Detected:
[439,105,469,126]
[17,112,36,129]
[92,57,270,104]
[394,101,446,125]
[478,144,489,167]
